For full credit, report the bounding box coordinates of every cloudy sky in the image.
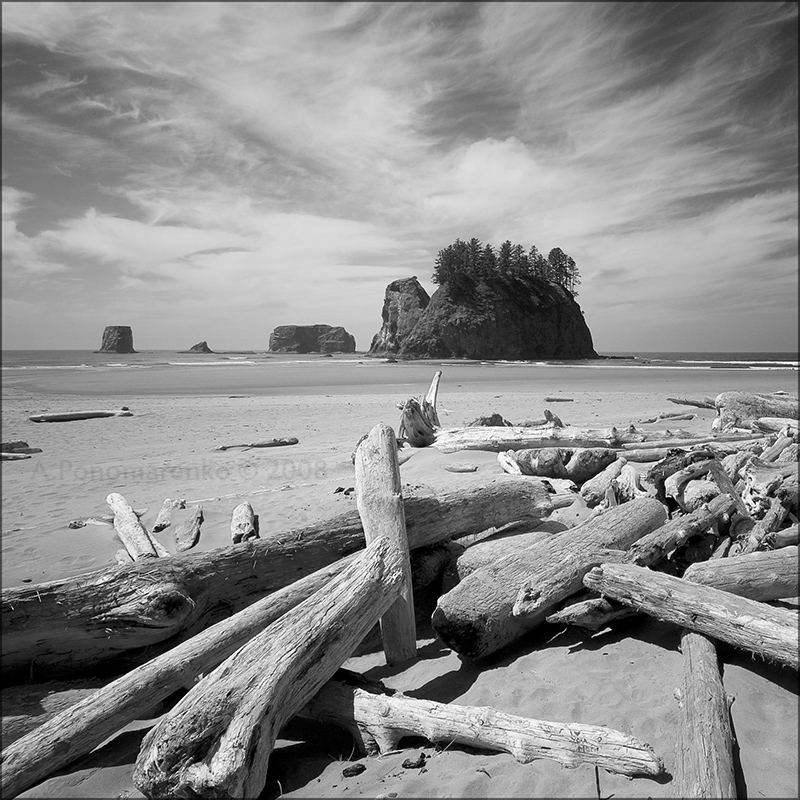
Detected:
[2,2,797,353]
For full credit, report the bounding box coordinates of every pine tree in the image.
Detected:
[497,240,513,275]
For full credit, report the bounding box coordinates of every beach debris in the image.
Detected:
[667,396,717,409]
[713,390,798,432]
[132,539,407,797]
[29,408,132,423]
[638,411,697,424]
[214,437,299,450]
[443,462,478,473]
[230,502,257,544]
[674,630,736,800]
[431,497,666,660]
[582,562,798,669]
[546,595,636,631]
[466,413,513,427]
[106,493,167,560]
[752,416,799,436]
[1,441,42,454]
[398,371,441,446]
[152,498,186,532]
[580,458,628,507]
[299,670,664,777]
[174,505,204,552]
[67,508,147,529]
[498,447,617,483]
[1,452,32,460]
[544,396,573,402]
[342,763,367,777]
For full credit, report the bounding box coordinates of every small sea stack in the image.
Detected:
[186,341,214,353]
[97,326,136,353]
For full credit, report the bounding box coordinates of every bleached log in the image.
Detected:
[681,479,721,512]
[3,478,551,682]
[667,396,717,410]
[683,546,798,601]
[760,523,799,551]
[580,458,627,507]
[613,463,650,503]
[730,496,789,556]
[174,505,204,551]
[132,535,405,799]
[499,447,617,483]
[775,442,799,464]
[713,391,798,432]
[300,671,664,778]
[546,596,636,630]
[214,438,299,451]
[752,417,799,436]
[638,412,697,424]
[675,631,736,799]
[230,502,256,543]
[623,433,761,452]
[354,424,416,664]
[431,498,666,659]
[583,563,799,669]
[760,435,794,462]
[433,425,634,453]
[1,453,31,461]
[152,498,185,532]
[29,409,132,423]
[105,492,164,560]
[398,371,442,446]
[114,549,133,566]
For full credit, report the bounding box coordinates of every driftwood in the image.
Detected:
[299,670,664,777]
[1,453,31,460]
[106,492,166,560]
[2,478,552,682]
[682,546,798,601]
[612,463,650,503]
[354,424,416,664]
[675,631,736,799]
[498,447,617,483]
[713,391,798,432]
[580,458,627,507]
[398,371,441,446]
[621,433,761,451]
[752,417,799,435]
[680,479,721,512]
[0,444,42,454]
[431,498,666,659]
[152,498,185,532]
[174,505,204,551]
[730,496,788,555]
[546,596,636,630]
[230,501,257,543]
[638,411,696,424]
[760,435,795,462]
[29,408,132,423]
[133,535,405,799]
[214,438,299,451]
[667,396,717,409]
[760,523,799,550]
[583,562,799,669]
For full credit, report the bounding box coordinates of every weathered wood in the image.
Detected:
[29,409,132,423]
[398,371,442,446]
[613,463,650,503]
[499,447,618,483]
[714,391,798,432]
[622,433,761,451]
[300,671,664,777]
[1,446,42,454]
[105,492,164,560]
[731,495,788,555]
[214,438,299,451]
[667,396,717,410]
[68,508,147,529]
[752,417,799,436]
[230,501,257,543]
[683,546,798,601]
[681,479,721,512]
[638,411,697,424]
[546,596,636,630]
[583,562,798,668]
[0,556,354,799]
[132,535,405,799]
[760,523,799,550]
[431,498,666,659]
[580,458,627,507]
[2,478,551,682]
[675,631,736,799]
[1,453,31,460]
[355,424,416,664]
[152,498,185,532]
[174,505,204,551]
[760,435,795,462]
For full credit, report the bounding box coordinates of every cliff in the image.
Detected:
[269,324,356,354]
[97,326,136,354]
[369,277,430,356]
[374,275,597,360]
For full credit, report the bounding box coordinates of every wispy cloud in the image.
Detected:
[2,2,796,350]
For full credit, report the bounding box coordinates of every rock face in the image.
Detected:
[187,341,214,353]
[368,277,431,356]
[269,324,356,354]
[371,276,597,360]
[98,326,136,353]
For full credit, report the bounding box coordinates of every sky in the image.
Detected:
[2,2,798,353]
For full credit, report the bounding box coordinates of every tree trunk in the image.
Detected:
[583,562,798,669]
[230,502,256,543]
[29,409,133,423]
[580,458,627,506]
[714,391,798,432]
[431,425,634,453]
[299,671,664,778]
[106,492,166,560]
[620,433,761,451]
[354,424,416,664]
[174,505,204,551]
[132,535,405,800]
[682,545,798,601]
[431,498,667,660]
[675,631,736,799]
[499,448,618,483]
[760,523,799,550]
[2,478,550,683]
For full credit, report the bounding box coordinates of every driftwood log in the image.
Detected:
[583,562,798,669]
[29,409,132,423]
[300,671,664,777]
[498,447,618,483]
[1,453,31,460]
[106,492,167,560]
[133,535,405,799]
[431,498,666,659]
[2,478,551,682]
[713,391,798,432]
[667,396,717,410]
[230,502,257,543]
[580,458,627,507]
[674,631,736,799]
[174,505,204,552]
[152,498,185,532]
[214,438,299,451]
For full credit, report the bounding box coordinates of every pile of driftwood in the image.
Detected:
[1,375,797,799]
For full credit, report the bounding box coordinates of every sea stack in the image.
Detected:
[269,324,356,353]
[369,276,430,356]
[187,341,214,353]
[98,326,136,353]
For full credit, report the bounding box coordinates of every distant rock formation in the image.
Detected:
[369,277,430,356]
[186,341,214,353]
[97,326,136,353]
[369,275,597,360]
[269,324,356,354]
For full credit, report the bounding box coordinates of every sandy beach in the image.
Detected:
[1,358,797,798]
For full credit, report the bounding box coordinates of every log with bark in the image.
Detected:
[133,535,406,799]
[582,562,798,669]
[230,501,257,543]
[2,478,552,682]
[674,631,736,799]
[29,409,133,423]
[152,498,185,532]
[498,447,618,483]
[106,492,167,560]
[431,498,667,660]
[174,505,204,552]
[214,438,299,450]
[713,391,798,432]
[299,670,664,778]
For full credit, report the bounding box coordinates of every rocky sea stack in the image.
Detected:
[186,341,214,353]
[97,326,136,354]
[269,324,356,354]
[369,275,597,360]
